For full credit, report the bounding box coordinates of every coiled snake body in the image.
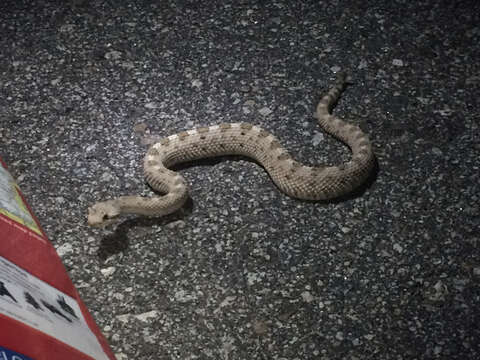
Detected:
[88,74,374,226]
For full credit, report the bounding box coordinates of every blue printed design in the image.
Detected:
[0,346,34,360]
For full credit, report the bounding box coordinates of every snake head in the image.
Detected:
[87,201,121,227]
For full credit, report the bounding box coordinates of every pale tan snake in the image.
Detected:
[87,73,375,226]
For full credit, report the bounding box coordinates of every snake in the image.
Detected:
[87,73,375,227]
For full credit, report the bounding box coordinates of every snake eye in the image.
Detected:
[102,214,109,221]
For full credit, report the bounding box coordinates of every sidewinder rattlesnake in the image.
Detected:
[87,73,375,226]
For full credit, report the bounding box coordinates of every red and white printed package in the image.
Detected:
[0,157,115,360]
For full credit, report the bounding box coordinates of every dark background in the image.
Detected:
[1,1,479,359]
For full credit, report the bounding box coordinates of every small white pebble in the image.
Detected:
[134,310,160,322]
[145,102,158,109]
[192,79,203,88]
[51,77,61,86]
[312,132,324,146]
[114,352,128,360]
[101,266,116,277]
[85,144,96,153]
[341,226,351,234]
[391,210,401,218]
[392,59,404,66]
[104,50,122,60]
[56,243,73,257]
[116,314,131,323]
[258,107,272,116]
[330,65,341,73]
[301,291,315,303]
[166,220,186,229]
[100,172,114,182]
[393,243,403,253]
[242,106,252,114]
[357,59,368,69]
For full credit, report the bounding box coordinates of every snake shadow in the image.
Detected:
[96,155,378,260]
[174,154,379,205]
[96,197,193,261]
[97,156,244,260]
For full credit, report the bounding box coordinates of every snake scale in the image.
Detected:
[87,73,375,226]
